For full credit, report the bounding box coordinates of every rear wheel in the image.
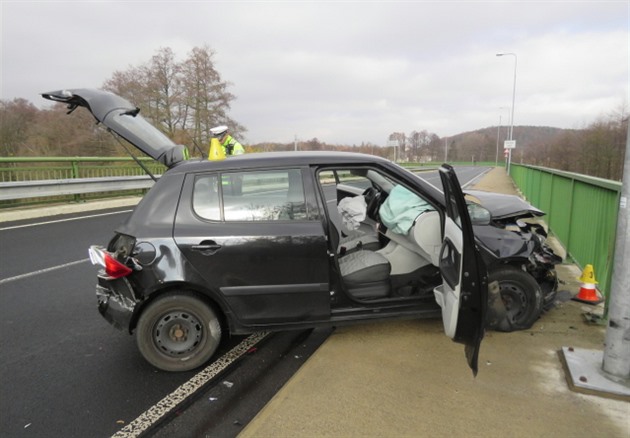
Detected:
[489,266,543,331]
[137,292,222,372]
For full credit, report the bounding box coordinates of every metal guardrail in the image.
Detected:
[511,163,622,305]
[0,156,165,207]
[0,175,156,201]
[0,156,165,182]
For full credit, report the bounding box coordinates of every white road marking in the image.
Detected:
[112,331,270,438]
[0,258,90,285]
[0,209,132,231]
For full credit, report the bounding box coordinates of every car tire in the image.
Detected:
[136,292,222,372]
[489,266,543,332]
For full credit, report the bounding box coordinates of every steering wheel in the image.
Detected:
[362,186,381,218]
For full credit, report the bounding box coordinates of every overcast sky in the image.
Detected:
[1,1,628,145]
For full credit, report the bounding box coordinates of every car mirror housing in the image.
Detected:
[467,202,492,225]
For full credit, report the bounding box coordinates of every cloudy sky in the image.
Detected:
[1,1,628,145]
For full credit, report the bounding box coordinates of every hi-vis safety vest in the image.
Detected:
[221,135,245,155]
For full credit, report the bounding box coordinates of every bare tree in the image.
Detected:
[180,46,238,146]
[103,66,148,110]
[144,47,182,137]
[102,45,244,153]
[0,98,38,157]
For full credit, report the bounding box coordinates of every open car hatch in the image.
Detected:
[41,89,188,168]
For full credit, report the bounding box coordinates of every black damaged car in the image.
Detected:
[42,89,560,373]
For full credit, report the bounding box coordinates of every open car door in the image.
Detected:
[434,164,488,376]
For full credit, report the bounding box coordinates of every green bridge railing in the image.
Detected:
[0,156,166,181]
[510,163,622,306]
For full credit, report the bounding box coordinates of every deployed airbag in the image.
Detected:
[380,185,434,234]
[338,195,367,230]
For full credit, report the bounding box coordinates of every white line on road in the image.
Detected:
[112,331,270,438]
[0,258,90,285]
[462,167,492,188]
[0,209,133,231]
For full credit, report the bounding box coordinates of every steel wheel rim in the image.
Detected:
[153,311,203,357]
[500,281,528,320]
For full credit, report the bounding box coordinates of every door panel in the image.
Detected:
[436,164,488,375]
[173,169,331,326]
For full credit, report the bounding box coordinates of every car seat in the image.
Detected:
[409,211,442,266]
[327,218,391,300]
[338,250,391,299]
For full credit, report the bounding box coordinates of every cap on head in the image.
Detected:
[210,125,228,137]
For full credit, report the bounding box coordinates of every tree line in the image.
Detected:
[0,46,243,159]
[383,107,627,181]
[0,46,626,181]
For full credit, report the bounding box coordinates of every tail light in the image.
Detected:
[89,246,133,279]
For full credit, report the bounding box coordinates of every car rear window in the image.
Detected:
[193,169,308,222]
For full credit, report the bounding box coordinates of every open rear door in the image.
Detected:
[434,164,488,376]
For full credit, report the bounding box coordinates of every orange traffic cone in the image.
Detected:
[572,264,604,304]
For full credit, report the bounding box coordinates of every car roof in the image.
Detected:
[170,151,446,206]
[170,151,396,174]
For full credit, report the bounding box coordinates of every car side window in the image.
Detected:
[193,174,221,221]
[193,169,307,222]
[335,170,372,191]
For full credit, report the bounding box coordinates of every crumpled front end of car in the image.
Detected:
[467,189,563,305]
[474,217,563,309]
[517,221,563,310]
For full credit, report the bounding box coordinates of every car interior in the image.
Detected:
[317,168,444,302]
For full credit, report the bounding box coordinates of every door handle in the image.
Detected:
[192,241,222,255]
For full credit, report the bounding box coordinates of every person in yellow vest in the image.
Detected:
[209,125,244,194]
[210,125,245,156]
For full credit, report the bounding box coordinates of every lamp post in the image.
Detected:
[495,114,502,167]
[495,107,509,167]
[444,137,448,162]
[496,52,517,174]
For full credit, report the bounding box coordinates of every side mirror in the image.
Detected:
[467,202,491,225]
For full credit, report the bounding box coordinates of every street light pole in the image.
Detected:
[496,52,517,175]
[495,114,502,167]
[444,137,448,162]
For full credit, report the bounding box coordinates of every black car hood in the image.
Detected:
[473,223,537,261]
[465,189,544,221]
[41,89,188,168]
[466,190,546,261]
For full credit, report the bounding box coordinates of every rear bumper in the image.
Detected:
[95,275,138,332]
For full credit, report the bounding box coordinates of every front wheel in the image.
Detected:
[489,266,543,332]
[136,292,222,372]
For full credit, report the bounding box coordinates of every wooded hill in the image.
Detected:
[443,125,577,163]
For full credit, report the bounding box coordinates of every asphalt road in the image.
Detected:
[0,208,201,437]
[0,166,489,438]
[0,207,327,438]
